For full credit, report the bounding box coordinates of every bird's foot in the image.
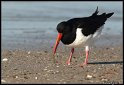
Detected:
[66,60,71,65]
[79,62,88,67]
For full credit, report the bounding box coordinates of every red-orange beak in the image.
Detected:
[53,33,63,55]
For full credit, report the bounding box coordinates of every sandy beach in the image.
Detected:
[1,43,123,84]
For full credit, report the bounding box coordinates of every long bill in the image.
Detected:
[53,33,63,55]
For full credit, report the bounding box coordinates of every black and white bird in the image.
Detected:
[53,7,114,67]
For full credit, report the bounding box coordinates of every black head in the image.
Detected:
[56,21,67,33]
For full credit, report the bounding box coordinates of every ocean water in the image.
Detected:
[2,1,123,50]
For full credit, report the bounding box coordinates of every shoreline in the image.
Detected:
[2,34,122,51]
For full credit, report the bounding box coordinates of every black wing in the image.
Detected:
[79,13,114,36]
[67,7,114,36]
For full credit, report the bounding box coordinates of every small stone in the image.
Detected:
[1,79,6,83]
[28,51,31,54]
[56,70,59,73]
[101,78,108,81]
[2,58,8,62]
[56,65,59,67]
[86,75,92,79]
[102,64,104,67]
[112,64,116,66]
[44,69,47,71]
[35,77,38,80]
[15,76,19,78]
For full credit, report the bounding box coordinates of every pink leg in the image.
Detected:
[80,46,89,67]
[66,48,74,65]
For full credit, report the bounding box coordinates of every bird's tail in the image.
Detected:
[105,12,114,18]
[91,6,114,18]
[91,6,99,16]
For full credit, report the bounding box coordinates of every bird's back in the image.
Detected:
[67,15,113,36]
[66,7,114,36]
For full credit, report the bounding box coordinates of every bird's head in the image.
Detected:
[57,21,67,33]
[53,21,66,55]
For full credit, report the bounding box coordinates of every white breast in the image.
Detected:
[66,28,92,47]
[66,26,104,47]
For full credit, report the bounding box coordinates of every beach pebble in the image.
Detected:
[35,77,38,80]
[28,51,31,54]
[56,70,59,73]
[112,64,116,66]
[2,58,8,62]
[15,76,19,78]
[1,79,6,83]
[102,64,105,67]
[56,65,59,67]
[86,74,92,79]
[101,78,108,81]
[44,68,47,71]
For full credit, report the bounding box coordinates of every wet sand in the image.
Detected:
[1,43,123,84]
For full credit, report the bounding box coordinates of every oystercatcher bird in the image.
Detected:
[53,7,114,67]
